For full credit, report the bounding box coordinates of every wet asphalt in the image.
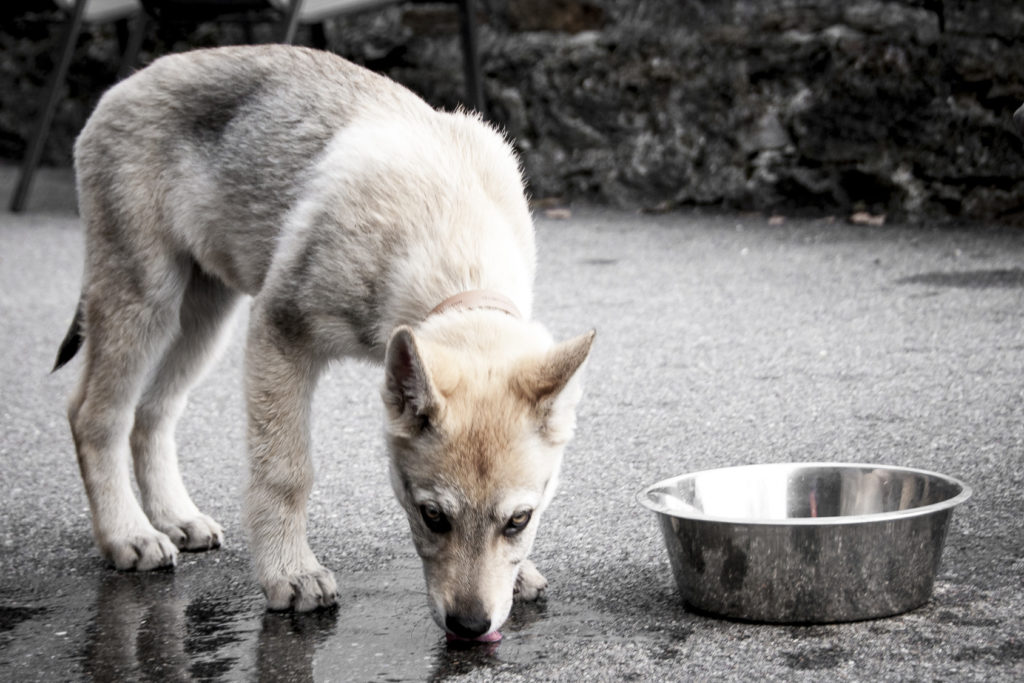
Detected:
[1,166,1022,681]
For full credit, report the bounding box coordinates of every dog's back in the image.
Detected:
[74,45,534,332]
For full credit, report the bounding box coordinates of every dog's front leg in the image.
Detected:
[514,559,548,602]
[244,309,337,612]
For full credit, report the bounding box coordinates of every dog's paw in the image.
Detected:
[263,567,338,612]
[154,513,224,552]
[101,530,178,571]
[514,559,548,602]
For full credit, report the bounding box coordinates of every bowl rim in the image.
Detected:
[636,461,973,526]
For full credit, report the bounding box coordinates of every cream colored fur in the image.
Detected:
[384,315,593,637]
[57,45,593,638]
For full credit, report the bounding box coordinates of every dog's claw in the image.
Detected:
[264,567,338,612]
[105,531,178,571]
[157,513,224,552]
[514,559,548,602]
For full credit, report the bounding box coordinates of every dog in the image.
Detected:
[53,45,594,641]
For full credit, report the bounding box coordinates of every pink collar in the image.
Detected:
[427,289,522,319]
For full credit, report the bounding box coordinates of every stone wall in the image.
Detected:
[3,0,1023,222]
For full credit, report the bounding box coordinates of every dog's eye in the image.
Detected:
[420,503,451,533]
[504,510,532,537]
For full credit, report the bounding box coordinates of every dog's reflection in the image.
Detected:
[428,598,548,681]
[80,569,545,681]
[256,609,338,682]
[82,572,189,682]
[81,572,336,682]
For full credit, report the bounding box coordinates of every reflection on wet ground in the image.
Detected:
[6,209,1023,680]
[0,558,619,682]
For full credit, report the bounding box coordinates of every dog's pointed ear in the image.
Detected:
[383,326,441,435]
[516,330,596,444]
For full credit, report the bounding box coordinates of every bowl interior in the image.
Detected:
[641,463,970,524]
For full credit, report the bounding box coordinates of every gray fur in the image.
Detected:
[62,45,591,631]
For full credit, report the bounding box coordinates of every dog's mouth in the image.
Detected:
[445,630,502,646]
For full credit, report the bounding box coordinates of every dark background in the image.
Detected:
[2,0,1023,223]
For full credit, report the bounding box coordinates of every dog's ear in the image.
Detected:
[515,330,596,444]
[383,326,441,435]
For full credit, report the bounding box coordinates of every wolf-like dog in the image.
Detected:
[54,45,594,641]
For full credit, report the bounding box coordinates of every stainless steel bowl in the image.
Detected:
[638,463,971,623]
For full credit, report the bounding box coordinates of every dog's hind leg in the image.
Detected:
[69,248,191,571]
[130,263,240,553]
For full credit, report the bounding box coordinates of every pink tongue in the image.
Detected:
[446,630,502,644]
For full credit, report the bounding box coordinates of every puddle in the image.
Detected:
[896,268,1024,289]
[0,606,49,633]
[0,558,636,682]
[780,644,850,671]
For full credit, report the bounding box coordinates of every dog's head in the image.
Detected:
[382,320,594,640]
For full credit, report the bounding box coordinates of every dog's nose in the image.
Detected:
[445,611,492,640]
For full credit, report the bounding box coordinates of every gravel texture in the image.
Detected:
[0,166,1021,681]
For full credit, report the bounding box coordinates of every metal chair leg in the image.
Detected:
[9,0,87,213]
[310,21,328,50]
[455,0,485,117]
[279,0,305,44]
[117,13,148,81]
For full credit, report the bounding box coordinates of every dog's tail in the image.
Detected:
[52,301,84,372]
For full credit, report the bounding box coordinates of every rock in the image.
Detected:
[2,0,1022,223]
[506,0,606,33]
[842,2,940,45]
[739,110,792,154]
